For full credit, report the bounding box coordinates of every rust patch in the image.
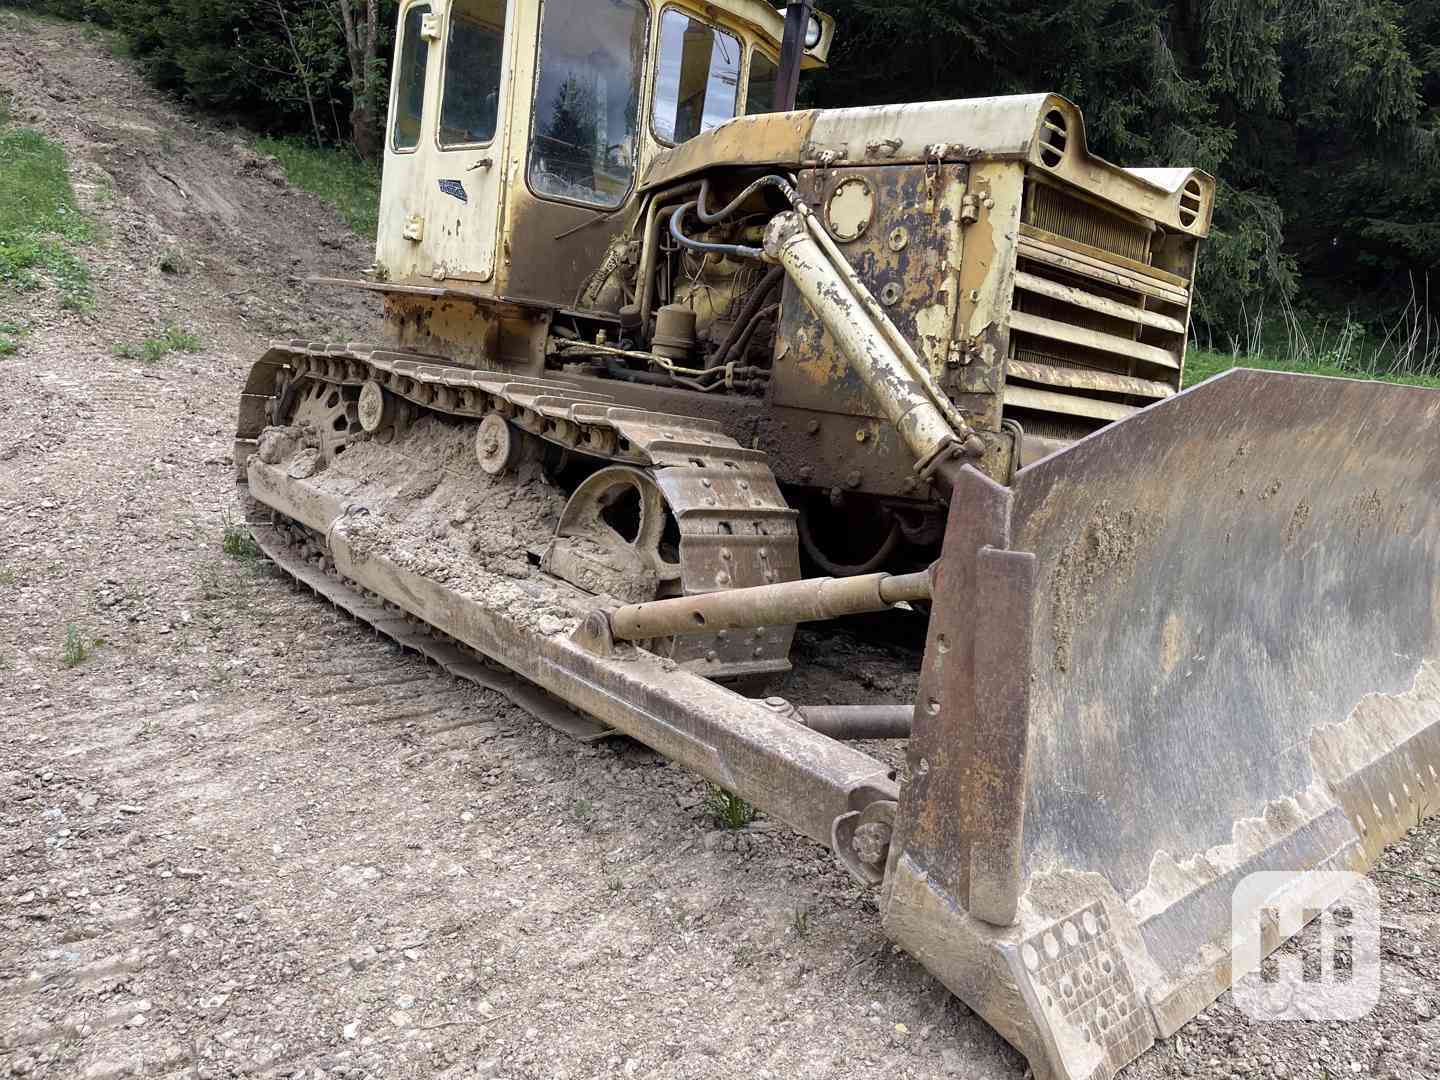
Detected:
[1050,500,1162,673]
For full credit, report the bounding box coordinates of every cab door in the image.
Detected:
[376,0,513,285]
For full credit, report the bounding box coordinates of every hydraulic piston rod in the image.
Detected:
[763,211,983,481]
[609,570,932,642]
[799,705,914,741]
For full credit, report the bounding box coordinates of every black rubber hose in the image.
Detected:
[709,266,784,368]
[721,302,781,370]
[604,360,675,387]
[696,175,803,223]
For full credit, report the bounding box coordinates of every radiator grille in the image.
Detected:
[1027,182,1152,263]
[1004,179,1192,438]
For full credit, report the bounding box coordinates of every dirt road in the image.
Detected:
[1,12,1436,1080]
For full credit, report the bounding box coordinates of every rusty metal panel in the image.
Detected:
[890,466,1013,917]
[768,163,979,495]
[886,369,1440,1080]
[1009,369,1440,898]
[773,163,968,418]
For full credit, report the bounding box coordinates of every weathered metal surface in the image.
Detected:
[643,94,1213,237]
[884,368,1440,1080]
[1012,271,1187,335]
[608,569,930,641]
[383,294,504,369]
[1016,232,1190,306]
[1009,311,1180,371]
[796,704,913,741]
[1006,361,1175,401]
[771,165,969,427]
[1005,385,1140,423]
[764,209,975,481]
[888,465,1036,926]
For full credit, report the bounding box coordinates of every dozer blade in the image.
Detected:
[885,368,1440,1080]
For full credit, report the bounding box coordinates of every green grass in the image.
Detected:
[61,624,90,669]
[114,324,202,364]
[0,319,23,356]
[703,785,758,830]
[0,120,93,311]
[1184,349,1440,391]
[254,136,380,241]
[222,514,261,562]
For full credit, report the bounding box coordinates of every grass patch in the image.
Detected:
[703,785,758,830]
[0,120,93,310]
[114,324,202,364]
[254,136,380,241]
[61,624,91,669]
[1184,349,1440,391]
[0,319,23,356]
[222,514,261,562]
[1187,290,1440,391]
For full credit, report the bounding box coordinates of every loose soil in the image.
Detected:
[1,13,1437,1080]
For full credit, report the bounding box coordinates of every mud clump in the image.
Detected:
[306,416,581,635]
[1049,501,1162,672]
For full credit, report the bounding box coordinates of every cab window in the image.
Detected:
[746,50,778,115]
[439,0,508,147]
[528,0,649,208]
[652,8,740,144]
[392,4,432,151]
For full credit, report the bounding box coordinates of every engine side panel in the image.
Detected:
[768,162,1010,495]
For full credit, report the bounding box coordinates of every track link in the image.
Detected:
[237,340,802,677]
[252,513,617,742]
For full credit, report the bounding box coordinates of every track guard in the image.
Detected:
[885,369,1440,1080]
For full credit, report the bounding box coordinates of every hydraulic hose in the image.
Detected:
[696,175,803,223]
[669,202,764,261]
[710,265,784,368]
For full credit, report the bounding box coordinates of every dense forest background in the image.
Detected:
[4,0,1437,360]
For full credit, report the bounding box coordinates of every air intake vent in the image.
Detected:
[1179,177,1203,228]
[1026,182,1152,263]
[1039,110,1068,168]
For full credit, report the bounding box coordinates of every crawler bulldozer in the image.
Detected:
[236,2,1440,1077]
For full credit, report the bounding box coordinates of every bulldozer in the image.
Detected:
[235,2,1440,1077]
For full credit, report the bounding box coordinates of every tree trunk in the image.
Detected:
[334,0,384,162]
[273,0,325,148]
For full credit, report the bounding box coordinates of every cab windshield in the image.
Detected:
[527,0,649,208]
[652,8,741,144]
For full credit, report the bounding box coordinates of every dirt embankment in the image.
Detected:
[0,12,1436,1080]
